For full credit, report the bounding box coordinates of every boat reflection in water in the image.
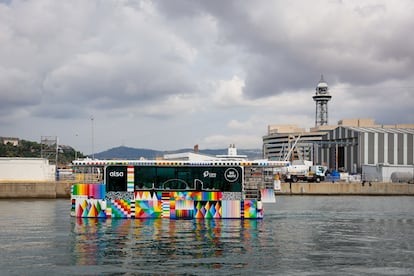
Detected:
[71,217,261,271]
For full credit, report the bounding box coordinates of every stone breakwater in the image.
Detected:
[0,181,413,198]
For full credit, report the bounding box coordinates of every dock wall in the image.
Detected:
[1,181,414,198]
[0,181,74,199]
[277,182,414,195]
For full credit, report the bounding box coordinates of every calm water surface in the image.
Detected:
[0,196,413,275]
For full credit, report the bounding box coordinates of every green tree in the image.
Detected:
[0,139,86,166]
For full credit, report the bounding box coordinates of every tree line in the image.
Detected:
[0,139,86,167]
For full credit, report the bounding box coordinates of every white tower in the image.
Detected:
[312,75,332,126]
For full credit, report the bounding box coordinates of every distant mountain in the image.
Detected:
[94,146,163,160]
[94,146,262,160]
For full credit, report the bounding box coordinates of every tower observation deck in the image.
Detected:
[312,75,332,126]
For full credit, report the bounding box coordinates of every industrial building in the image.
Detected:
[263,76,414,176]
[263,124,332,162]
[263,119,414,174]
[0,157,56,181]
[164,144,247,161]
[319,119,414,172]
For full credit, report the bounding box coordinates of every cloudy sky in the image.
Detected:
[1,0,413,154]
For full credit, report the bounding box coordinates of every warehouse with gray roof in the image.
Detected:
[263,118,414,175]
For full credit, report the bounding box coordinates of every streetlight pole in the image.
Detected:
[74,134,78,160]
[91,116,94,160]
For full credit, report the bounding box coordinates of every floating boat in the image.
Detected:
[70,159,288,219]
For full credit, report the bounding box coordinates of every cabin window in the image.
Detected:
[156,167,192,190]
[134,167,156,189]
[120,165,243,192]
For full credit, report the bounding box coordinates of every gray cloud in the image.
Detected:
[1,0,413,152]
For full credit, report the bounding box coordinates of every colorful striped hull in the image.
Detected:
[71,184,267,219]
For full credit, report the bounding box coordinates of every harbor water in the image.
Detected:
[1,196,414,275]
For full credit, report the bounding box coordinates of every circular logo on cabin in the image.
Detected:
[224,168,239,182]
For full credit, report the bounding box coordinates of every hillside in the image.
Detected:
[1,137,262,162]
[94,146,163,160]
[0,138,86,166]
[94,146,262,160]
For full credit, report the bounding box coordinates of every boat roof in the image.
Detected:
[72,159,290,167]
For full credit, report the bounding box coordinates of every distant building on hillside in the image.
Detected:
[1,137,19,146]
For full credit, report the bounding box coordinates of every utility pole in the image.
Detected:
[91,116,94,160]
[74,134,78,160]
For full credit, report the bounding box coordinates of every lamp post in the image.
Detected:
[74,134,78,160]
[91,116,94,160]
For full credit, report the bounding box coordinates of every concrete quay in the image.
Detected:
[1,181,414,198]
[0,180,75,199]
[277,182,414,195]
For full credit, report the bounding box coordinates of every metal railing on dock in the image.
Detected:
[244,167,275,199]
